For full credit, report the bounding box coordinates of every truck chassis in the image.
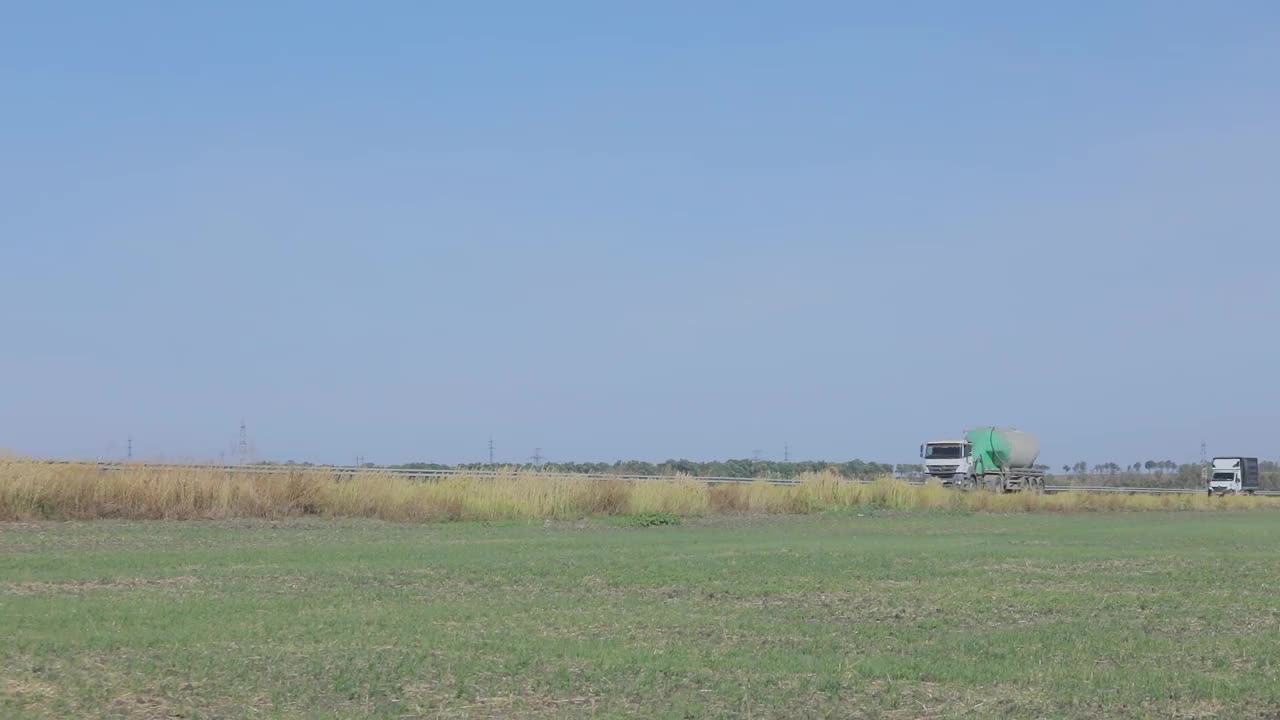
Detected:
[953,468,1046,493]
[1207,486,1256,497]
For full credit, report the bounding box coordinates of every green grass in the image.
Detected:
[3,512,1280,718]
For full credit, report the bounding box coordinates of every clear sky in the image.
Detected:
[2,2,1278,468]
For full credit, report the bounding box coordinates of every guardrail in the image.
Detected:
[31,461,803,486]
[21,461,1279,496]
[1046,484,1280,496]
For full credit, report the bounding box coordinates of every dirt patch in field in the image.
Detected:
[108,692,187,720]
[680,512,805,528]
[977,557,1195,576]
[3,576,202,596]
[400,678,606,719]
[1,676,59,713]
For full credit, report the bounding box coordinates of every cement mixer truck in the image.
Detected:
[920,427,1045,492]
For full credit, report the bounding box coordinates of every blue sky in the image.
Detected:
[2,2,1278,467]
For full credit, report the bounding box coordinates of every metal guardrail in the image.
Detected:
[1046,485,1280,497]
[32,461,804,486]
[22,461,1280,496]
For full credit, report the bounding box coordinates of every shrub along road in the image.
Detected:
[2,512,1279,718]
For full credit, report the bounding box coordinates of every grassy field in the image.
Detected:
[3,461,1276,521]
[4,512,1280,718]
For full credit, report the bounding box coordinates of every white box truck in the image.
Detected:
[1207,457,1259,496]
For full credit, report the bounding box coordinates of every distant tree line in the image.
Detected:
[1060,460,1182,476]
[1054,460,1280,491]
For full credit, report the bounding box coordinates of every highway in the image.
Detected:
[29,461,1279,496]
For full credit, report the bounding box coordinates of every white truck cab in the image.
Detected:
[921,440,972,485]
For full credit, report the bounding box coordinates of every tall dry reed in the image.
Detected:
[0,462,1274,522]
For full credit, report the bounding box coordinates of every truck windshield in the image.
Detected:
[925,445,963,460]
[1212,472,1236,481]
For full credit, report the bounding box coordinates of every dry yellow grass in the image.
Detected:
[0,461,1274,522]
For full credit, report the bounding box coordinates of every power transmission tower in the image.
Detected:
[488,437,495,465]
[238,420,249,465]
[530,448,545,467]
[784,442,790,463]
[1200,441,1208,482]
[127,435,133,462]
